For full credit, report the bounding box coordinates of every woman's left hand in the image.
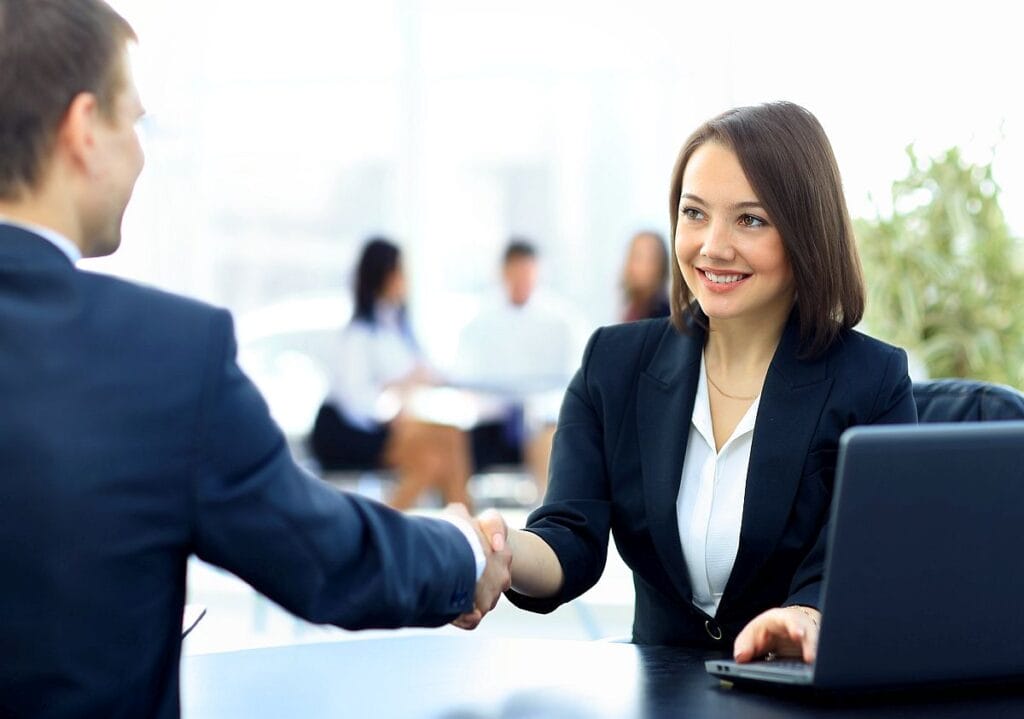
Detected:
[732,605,821,664]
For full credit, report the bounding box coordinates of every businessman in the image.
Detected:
[454,240,579,492]
[0,1,509,717]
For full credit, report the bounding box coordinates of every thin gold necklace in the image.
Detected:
[705,370,758,401]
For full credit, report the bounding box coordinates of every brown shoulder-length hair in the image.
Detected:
[0,0,136,200]
[668,101,864,358]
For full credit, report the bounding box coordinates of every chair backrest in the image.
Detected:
[912,379,1024,423]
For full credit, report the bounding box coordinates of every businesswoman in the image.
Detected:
[311,237,473,510]
[491,103,917,661]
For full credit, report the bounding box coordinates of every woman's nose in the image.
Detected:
[700,221,735,262]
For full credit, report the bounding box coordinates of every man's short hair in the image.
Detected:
[503,238,537,265]
[0,0,136,199]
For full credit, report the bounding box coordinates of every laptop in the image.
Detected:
[706,421,1024,690]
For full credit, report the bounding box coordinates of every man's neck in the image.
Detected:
[0,213,82,264]
[0,194,84,256]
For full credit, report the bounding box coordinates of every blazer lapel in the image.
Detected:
[637,321,704,604]
[720,314,833,607]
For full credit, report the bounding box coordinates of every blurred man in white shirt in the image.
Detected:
[454,239,582,495]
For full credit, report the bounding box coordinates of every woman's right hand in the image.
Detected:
[479,517,565,600]
[450,507,512,630]
[477,510,509,553]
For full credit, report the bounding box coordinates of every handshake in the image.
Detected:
[445,504,513,630]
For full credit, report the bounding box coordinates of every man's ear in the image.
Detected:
[57,92,101,173]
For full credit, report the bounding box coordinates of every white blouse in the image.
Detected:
[326,305,420,431]
[676,353,760,617]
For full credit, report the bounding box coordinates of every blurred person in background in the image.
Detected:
[621,230,671,321]
[453,239,579,496]
[310,237,474,511]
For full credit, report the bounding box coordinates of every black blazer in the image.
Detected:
[0,226,477,718]
[508,314,917,648]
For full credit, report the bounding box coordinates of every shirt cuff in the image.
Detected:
[440,515,485,581]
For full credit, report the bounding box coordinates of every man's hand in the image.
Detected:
[447,506,511,630]
[733,606,821,664]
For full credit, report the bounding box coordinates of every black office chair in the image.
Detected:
[912,378,1024,422]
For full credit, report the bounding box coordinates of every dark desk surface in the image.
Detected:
[182,635,1024,718]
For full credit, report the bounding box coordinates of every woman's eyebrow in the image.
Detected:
[681,193,764,211]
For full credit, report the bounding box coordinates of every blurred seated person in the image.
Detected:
[310,237,472,510]
[453,239,579,495]
[621,230,671,321]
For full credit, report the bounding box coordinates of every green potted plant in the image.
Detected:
[856,146,1024,388]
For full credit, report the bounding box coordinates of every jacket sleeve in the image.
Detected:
[506,328,613,614]
[189,309,477,628]
[784,346,918,609]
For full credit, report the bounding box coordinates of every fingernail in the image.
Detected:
[492,533,506,551]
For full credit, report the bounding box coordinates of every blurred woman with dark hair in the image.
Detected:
[311,237,472,510]
[620,230,671,322]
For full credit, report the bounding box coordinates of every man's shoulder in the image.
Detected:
[77,269,229,325]
[74,270,235,360]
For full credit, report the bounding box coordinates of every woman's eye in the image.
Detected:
[681,207,705,221]
[739,214,766,228]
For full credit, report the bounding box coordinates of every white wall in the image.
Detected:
[94,0,1024,359]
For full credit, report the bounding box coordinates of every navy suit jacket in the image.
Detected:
[507,314,917,647]
[0,226,477,718]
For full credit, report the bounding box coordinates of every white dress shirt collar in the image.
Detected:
[0,217,81,264]
[676,353,761,617]
[690,355,760,455]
